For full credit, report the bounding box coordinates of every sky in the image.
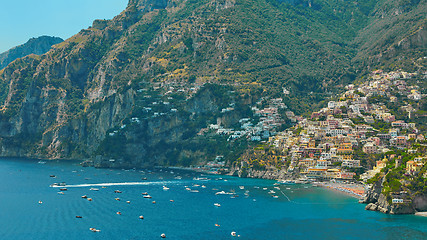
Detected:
[0,0,128,53]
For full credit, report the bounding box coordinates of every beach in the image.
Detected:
[316,181,366,199]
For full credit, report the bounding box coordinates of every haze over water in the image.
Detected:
[0,158,426,240]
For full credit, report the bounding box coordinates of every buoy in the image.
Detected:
[161,233,166,238]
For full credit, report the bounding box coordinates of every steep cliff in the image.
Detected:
[0,36,63,70]
[361,175,427,215]
[0,0,425,165]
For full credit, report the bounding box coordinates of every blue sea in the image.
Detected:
[0,158,426,240]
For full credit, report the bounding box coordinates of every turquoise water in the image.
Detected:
[0,158,426,240]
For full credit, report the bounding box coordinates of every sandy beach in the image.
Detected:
[316,182,366,199]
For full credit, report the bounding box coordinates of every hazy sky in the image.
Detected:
[0,0,128,53]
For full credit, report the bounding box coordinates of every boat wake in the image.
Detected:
[50,181,179,188]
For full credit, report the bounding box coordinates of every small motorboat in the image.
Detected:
[50,175,56,178]
[126,201,131,204]
[152,201,156,204]
[143,195,152,199]
[81,195,88,199]
[114,190,122,193]
[215,223,220,227]
[38,201,42,204]
[116,211,121,215]
[115,198,120,201]
[272,195,279,198]
[214,203,221,207]
[87,198,93,201]
[162,186,170,191]
[60,188,67,191]
[57,192,64,195]
[89,228,100,232]
[231,231,237,237]
[239,186,244,190]
[170,200,174,202]
[161,233,166,238]
[76,216,83,218]
[141,177,147,180]
[90,188,99,191]
[141,192,148,195]
[139,215,144,219]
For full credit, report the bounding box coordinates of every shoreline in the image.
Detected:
[415,212,427,217]
[315,182,366,199]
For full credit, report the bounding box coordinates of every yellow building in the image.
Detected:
[406,161,424,175]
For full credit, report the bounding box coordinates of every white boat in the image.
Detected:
[214,203,221,207]
[193,177,209,181]
[231,231,237,237]
[279,180,296,185]
[215,191,233,195]
[90,188,99,191]
[239,186,244,190]
[163,186,170,191]
[269,190,276,194]
[143,195,152,199]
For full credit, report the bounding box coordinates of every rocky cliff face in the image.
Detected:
[0,36,63,70]
[227,161,288,179]
[0,0,425,165]
[361,177,421,215]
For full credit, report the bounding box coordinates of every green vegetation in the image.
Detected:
[0,0,425,163]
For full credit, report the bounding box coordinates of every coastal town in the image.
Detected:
[197,70,426,200]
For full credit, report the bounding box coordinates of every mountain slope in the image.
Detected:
[0,0,425,166]
[0,36,63,70]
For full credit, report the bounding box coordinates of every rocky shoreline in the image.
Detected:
[359,178,427,215]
